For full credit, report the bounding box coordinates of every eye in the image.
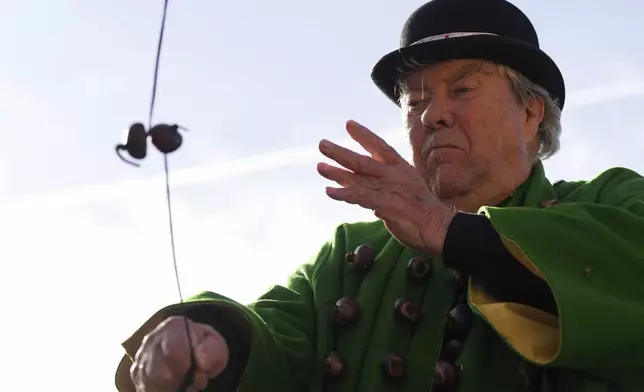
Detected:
[454,86,474,94]
[406,98,430,111]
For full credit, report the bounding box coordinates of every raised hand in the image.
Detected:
[317,120,455,254]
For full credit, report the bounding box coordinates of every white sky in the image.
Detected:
[0,1,642,391]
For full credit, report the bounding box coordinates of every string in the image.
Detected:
[147,0,197,390]
[147,0,168,129]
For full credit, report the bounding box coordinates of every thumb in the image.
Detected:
[194,332,229,378]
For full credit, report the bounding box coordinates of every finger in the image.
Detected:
[144,344,178,391]
[325,186,379,209]
[345,119,404,165]
[130,360,148,392]
[317,162,366,187]
[132,336,165,392]
[319,139,383,177]
[160,324,193,379]
[196,334,229,378]
[188,370,209,392]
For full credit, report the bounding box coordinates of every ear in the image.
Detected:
[524,96,545,140]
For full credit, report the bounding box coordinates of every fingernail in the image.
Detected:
[326,186,339,195]
[347,119,362,128]
[319,139,331,151]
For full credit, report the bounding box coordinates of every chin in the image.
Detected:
[428,165,467,197]
[430,178,465,200]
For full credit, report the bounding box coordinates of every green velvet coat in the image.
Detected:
[115,162,644,392]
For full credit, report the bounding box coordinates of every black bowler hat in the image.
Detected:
[371,0,566,109]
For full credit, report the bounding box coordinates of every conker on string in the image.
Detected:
[114,122,188,166]
[149,123,187,154]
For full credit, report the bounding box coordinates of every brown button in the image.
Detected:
[445,302,472,340]
[407,256,433,282]
[433,360,459,389]
[333,297,360,325]
[345,244,375,272]
[440,339,463,362]
[394,297,423,323]
[381,354,405,380]
[323,352,346,377]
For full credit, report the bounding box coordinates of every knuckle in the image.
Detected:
[356,177,369,188]
[142,316,184,345]
[129,361,139,380]
[163,315,187,328]
[156,366,176,384]
[130,361,146,391]
[165,342,188,363]
[140,332,154,348]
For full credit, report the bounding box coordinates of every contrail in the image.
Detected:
[5,80,644,208]
[565,79,644,108]
[4,130,404,208]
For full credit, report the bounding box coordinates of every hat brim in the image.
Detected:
[370,34,565,109]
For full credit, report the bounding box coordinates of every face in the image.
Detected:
[400,59,544,204]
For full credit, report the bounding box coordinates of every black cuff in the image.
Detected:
[184,305,251,391]
[442,212,494,277]
[443,212,558,315]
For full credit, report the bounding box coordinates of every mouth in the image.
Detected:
[423,145,462,165]
[427,145,462,156]
[420,137,462,158]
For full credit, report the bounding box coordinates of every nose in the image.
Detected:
[420,91,454,131]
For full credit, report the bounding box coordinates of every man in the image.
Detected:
[115,0,644,391]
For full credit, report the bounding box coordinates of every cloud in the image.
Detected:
[565,79,644,109]
[4,79,642,211]
[5,128,405,208]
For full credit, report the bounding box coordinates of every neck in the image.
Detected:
[443,188,512,213]
[441,167,533,213]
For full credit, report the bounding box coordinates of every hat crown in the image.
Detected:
[401,0,539,49]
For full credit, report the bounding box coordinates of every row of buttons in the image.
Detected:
[332,296,424,326]
[321,244,472,390]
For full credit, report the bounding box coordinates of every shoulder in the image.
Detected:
[335,219,392,246]
[316,219,393,257]
[554,167,644,205]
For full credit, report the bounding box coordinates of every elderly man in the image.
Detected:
[115,0,644,391]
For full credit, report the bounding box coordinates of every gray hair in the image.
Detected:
[395,60,562,160]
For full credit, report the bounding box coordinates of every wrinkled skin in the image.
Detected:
[317,121,455,254]
[401,59,544,212]
[317,59,545,251]
[130,316,229,392]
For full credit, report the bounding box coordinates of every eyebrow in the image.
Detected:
[404,62,491,93]
[448,62,490,83]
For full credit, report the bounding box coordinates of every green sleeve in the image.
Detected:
[115,243,332,392]
[468,168,644,382]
